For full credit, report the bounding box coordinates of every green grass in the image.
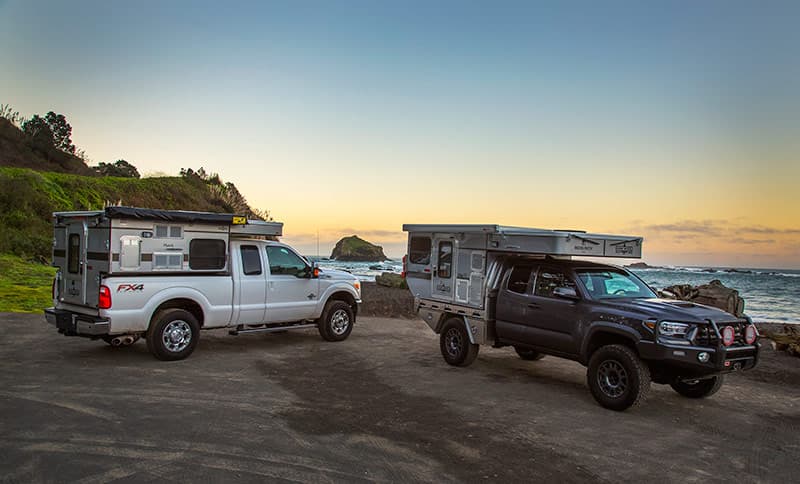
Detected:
[0,254,56,313]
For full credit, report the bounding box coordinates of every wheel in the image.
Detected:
[514,346,545,361]
[439,318,479,367]
[587,344,650,411]
[146,309,200,361]
[670,375,724,399]
[318,301,354,342]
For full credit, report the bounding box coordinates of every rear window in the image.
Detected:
[189,239,226,270]
[68,234,80,274]
[240,245,262,276]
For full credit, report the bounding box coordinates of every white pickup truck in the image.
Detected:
[44,207,361,360]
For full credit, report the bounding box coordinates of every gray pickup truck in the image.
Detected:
[403,224,760,411]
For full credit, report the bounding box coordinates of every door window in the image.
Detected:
[68,234,80,274]
[534,268,576,298]
[507,265,534,294]
[266,246,307,277]
[240,245,262,276]
[437,241,453,278]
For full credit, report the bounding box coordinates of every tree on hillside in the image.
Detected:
[21,111,76,154]
[94,160,141,178]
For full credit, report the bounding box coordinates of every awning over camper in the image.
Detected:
[105,206,244,225]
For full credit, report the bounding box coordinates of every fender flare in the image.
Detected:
[581,322,642,362]
[143,287,215,329]
[317,283,361,316]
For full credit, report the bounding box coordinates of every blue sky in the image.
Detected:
[1,1,798,266]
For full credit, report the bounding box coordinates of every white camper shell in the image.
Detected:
[402,224,643,344]
[52,206,282,308]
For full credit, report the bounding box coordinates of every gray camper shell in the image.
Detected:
[402,224,643,343]
[52,206,282,308]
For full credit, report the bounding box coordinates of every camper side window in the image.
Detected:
[409,237,431,265]
[437,241,453,279]
[155,225,183,238]
[189,239,226,270]
[68,234,80,274]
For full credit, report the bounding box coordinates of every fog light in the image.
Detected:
[698,352,710,363]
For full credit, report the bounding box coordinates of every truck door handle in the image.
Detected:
[527,303,540,310]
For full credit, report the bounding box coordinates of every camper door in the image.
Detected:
[432,237,456,301]
[61,220,88,306]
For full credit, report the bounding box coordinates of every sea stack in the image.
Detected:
[331,235,387,262]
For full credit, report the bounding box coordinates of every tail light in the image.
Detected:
[98,285,112,309]
[401,255,407,278]
[721,326,735,347]
[744,325,757,345]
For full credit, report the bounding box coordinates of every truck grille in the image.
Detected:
[694,321,747,347]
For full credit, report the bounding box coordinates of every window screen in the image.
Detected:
[155,225,183,238]
[241,245,262,276]
[154,253,183,269]
[409,236,431,264]
[68,234,80,274]
[437,241,453,279]
[189,239,226,270]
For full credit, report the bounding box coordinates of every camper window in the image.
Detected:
[68,234,80,274]
[189,239,226,270]
[409,236,431,265]
[155,225,183,239]
[240,245,262,276]
[437,241,453,278]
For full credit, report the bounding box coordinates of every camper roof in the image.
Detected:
[53,206,283,236]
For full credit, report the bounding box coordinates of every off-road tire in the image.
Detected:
[514,346,545,361]
[587,344,651,411]
[146,309,200,361]
[670,375,724,399]
[318,301,354,342]
[439,318,479,367]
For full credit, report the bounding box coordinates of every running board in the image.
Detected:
[229,323,317,336]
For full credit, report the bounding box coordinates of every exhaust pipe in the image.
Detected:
[122,336,135,346]
[111,337,124,347]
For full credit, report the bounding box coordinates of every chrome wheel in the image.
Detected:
[444,327,464,358]
[162,320,192,353]
[330,309,350,336]
[597,360,628,398]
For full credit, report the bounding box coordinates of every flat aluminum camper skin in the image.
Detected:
[52,207,282,310]
[402,224,643,345]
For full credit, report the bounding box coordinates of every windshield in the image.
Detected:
[575,268,656,299]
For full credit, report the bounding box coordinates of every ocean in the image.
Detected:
[311,258,800,325]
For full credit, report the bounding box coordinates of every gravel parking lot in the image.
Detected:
[1,312,798,483]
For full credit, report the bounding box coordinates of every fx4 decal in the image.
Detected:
[117,283,144,293]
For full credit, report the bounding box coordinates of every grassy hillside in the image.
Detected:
[0,254,56,313]
[0,117,95,175]
[0,167,257,262]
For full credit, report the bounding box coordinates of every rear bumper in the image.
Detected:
[638,340,760,375]
[44,308,110,337]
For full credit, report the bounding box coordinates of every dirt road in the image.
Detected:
[1,313,798,483]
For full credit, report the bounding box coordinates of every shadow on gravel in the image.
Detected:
[260,352,602,483]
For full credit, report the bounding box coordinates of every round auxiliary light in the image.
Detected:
[721,326,735,347]
[745,325,757,345]
[698,352,710,363]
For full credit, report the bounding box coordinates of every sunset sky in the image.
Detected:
[1,1,798,268]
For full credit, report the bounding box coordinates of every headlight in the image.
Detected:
[659,321,690,337]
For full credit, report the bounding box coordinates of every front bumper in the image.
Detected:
[44,308,110,337]
[638,339,760,375]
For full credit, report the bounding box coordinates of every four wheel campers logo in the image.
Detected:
[117,283,144,293]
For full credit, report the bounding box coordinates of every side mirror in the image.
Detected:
[311,261,320,279]
[553,286,579,300]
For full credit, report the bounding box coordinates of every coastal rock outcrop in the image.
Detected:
[375,272,407,289]
[658,279,745,317]
[330,236,387,262]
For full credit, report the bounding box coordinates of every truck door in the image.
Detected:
[234,244,267,324]
[431,238,456,301]
[62,220,88,306]
[264,245,318,323]
[523,266,582,355]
